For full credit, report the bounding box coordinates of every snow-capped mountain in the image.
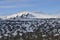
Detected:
[0,11,60,40]
[1,11,58,19]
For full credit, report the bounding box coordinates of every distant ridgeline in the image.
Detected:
[0,18,60,40]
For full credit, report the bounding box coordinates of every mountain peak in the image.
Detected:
[1,11,59,19]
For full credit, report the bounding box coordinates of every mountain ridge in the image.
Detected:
[0,11,59,19]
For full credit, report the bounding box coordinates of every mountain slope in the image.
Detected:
[3,12,57,18]
[0,11,59,19]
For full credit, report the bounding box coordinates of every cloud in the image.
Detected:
[0,6,17,8]
[0,4,36,8]
[0,0,19,1]
[0,0,21,2]
[0,0,39,9]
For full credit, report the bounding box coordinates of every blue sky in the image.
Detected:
[0,0,60,16]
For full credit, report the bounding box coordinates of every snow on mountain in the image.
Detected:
[0,11,60,39]
[0,11,59,19]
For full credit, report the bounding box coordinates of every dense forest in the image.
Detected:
[0,18,60,40]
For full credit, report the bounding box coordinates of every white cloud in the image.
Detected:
[0,6,17,8]
[0,0,38,8]
[0,4,36,8]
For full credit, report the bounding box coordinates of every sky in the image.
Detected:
[0,0,60,16]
